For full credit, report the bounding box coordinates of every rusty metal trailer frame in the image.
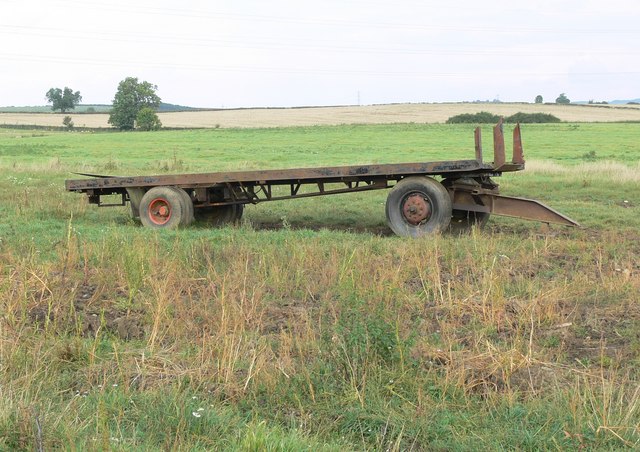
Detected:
[65,120,578,236]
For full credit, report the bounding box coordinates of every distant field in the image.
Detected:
[1,102,640,129]
[0,105,112,114]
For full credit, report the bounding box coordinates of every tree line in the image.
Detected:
[45,77,162,131]
[446,111,561,124]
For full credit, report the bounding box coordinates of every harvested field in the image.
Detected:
[1,102,640,129]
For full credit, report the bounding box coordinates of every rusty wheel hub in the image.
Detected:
[402,193,431,225]
[148,198,172,225]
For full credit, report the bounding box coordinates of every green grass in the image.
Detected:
[1,123,639,450]
[2,123,639,171]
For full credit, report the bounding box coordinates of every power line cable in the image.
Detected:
[1,24,638,57]
[3,52,639,78]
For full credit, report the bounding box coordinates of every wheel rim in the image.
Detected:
[148,198,172,225]
[401,192,431,225]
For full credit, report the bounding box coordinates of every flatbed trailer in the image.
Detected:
[65,120,578,237]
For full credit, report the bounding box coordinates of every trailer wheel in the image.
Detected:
[196,204,244,226]
[126,188,145,220]
[449,210,490,234]
[139,187,187,229]
[231,204,244,223]
[170,187,194,226]
[386,177,452,237]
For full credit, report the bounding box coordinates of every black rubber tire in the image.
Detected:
[139,186,186,229]
[386,176,452,237]
[126,188,145,220]
[232,204,244,223]
[196,204,244,226]
[170,187,194,227]
[449,210,491,234]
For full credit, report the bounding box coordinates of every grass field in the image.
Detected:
[2,102,640,129]
[1,122,639,450]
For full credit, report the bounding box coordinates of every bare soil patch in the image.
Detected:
[28,282,145,340]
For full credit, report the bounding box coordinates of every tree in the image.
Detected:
[62,115,74,130]
[45,87,82,113]
[535,95,543,104]
[108,77,161,130]
[555,93,570,104]
[136,107,162,131]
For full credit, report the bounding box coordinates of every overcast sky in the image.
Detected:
[1,0,639,108]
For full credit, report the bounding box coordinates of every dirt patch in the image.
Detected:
[558,318,637,365]
[74,284,146,340]
[250,220,393,236]
[28,282,146,340]
[508,364,566,394]
[530,298,640,374]
[616,200,635,208]
[409,294,639,396]
[260,298,318,335]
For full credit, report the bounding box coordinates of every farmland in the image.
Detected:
[2,102,640,129]
[1,121,639,449]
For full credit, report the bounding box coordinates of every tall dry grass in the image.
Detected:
[1,221,639,448]
[526,160,640,184]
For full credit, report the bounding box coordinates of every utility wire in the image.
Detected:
[1,25,638,57]
[2,52,639,78]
